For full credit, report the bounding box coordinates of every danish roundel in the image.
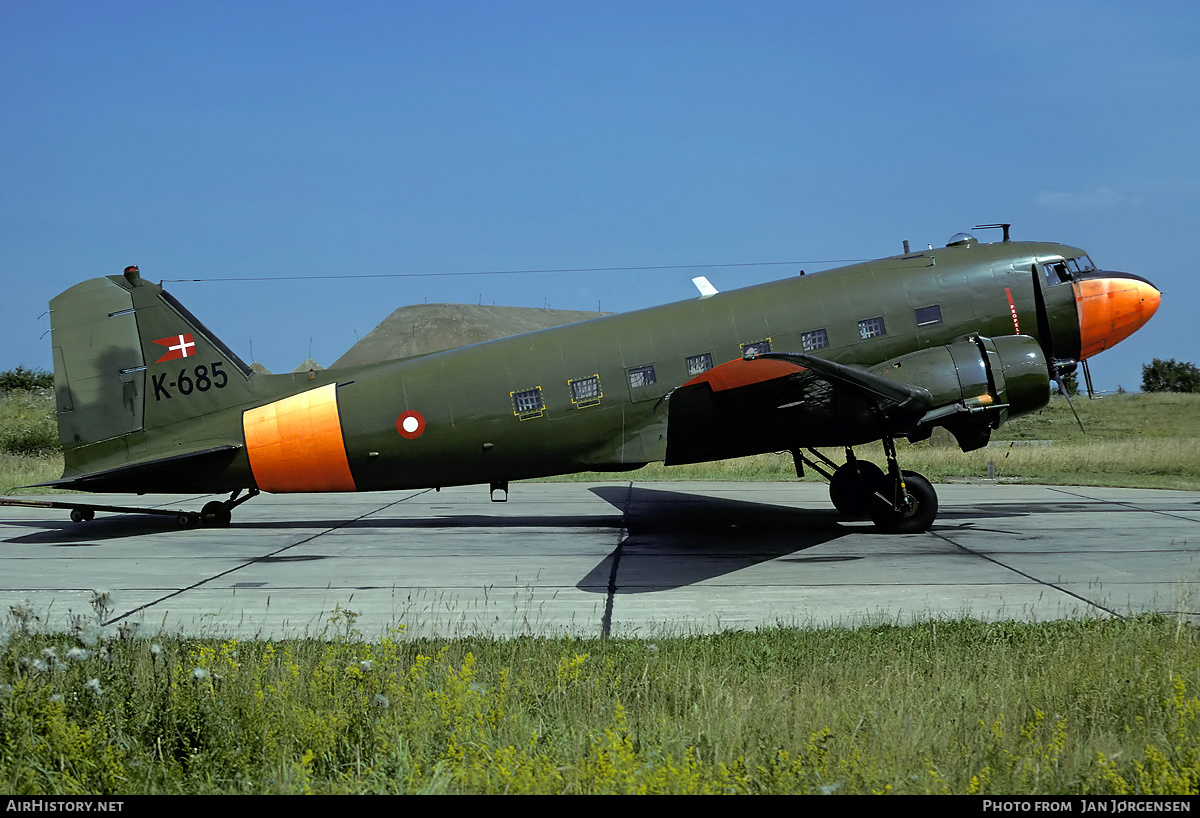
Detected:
[396,410,426,439]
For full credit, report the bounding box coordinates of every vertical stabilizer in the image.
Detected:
[49,271,260,488]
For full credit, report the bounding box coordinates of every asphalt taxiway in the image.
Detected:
[1,482,1197,639]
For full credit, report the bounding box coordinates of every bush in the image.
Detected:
[1142,359,1200,393]
[0,366,54,391]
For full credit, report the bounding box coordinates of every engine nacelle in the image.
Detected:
[869,334,1050,451]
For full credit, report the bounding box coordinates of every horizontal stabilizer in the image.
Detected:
[32,445,243,493]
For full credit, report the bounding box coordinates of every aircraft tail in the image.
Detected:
[49,266,258,489]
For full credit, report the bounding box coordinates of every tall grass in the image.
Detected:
[1,609,1196,794]
[0,388,58,457]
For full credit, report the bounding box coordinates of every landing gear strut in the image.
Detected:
[792,441,938,533]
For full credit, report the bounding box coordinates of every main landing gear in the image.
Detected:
[792,439,938,533]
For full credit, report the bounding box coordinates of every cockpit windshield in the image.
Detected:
[1042,255,1096,285]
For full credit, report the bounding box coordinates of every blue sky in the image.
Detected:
[2,0,1196,390]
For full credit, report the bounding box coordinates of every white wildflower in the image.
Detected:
[192,667,209,680]
[85,678,102,695]
[150,643,164,660]
[75,622,103,647]
[66,647,90,662]
[373,693,390,709]
[358,660,374,672]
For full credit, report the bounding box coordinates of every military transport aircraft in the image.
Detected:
[4,226,1161,533]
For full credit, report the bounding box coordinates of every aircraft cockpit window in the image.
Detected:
[1043,255,1097,286]
[1043,260,1072,285]
[1068,255,1096,274]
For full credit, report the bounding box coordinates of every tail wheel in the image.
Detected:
[869,470,938,534]
[201,501,232,528]
[829,461,886,518]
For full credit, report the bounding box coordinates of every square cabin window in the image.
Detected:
[801,328,829,351]
[628,365,656,389]
[568,375,602,407]
[511,386,544,419]
[741,339,772,357]
[914,305,943,327]
[686,353,714,376]
[858,316,886,339]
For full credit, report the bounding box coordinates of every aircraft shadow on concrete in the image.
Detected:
[575,485,859,593]
[0,514,199,545]
[1,491,1130,549]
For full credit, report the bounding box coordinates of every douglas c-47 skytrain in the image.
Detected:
[5,226,1161,533]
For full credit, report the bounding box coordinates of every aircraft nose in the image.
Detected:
[1074,272,1161,360]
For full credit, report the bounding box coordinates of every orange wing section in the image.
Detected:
[242,383,357,493]
[1074,278,1162,360]
[683,357,806,392]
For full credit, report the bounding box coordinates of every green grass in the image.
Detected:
[1,612,1196,794]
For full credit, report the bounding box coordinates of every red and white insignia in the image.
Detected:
[153,333,197,363]
[396,410,426,439]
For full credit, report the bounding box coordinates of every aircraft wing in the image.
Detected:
[663,352,934,465]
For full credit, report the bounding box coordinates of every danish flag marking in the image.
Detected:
[153,333,197,363]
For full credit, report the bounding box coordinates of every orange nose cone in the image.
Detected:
[1074,276,1161,360]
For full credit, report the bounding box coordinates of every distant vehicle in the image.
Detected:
[22,228,1160,532]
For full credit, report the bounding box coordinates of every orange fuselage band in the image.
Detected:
[242,383,357,493]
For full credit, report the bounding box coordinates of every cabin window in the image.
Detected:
[686,353,713,376]
[801,329,829,351]
[858,317,886,339]
[628,365,656,388]
[568,375,602,408]
[914,305,942,327]
[511,387,544,419]
[741,339,772,357]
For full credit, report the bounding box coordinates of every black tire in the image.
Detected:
[829,461,886,517]
[201,501,232,528]
[869,470,938,533]
[177,512,199,529]
[70,508,92,523]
